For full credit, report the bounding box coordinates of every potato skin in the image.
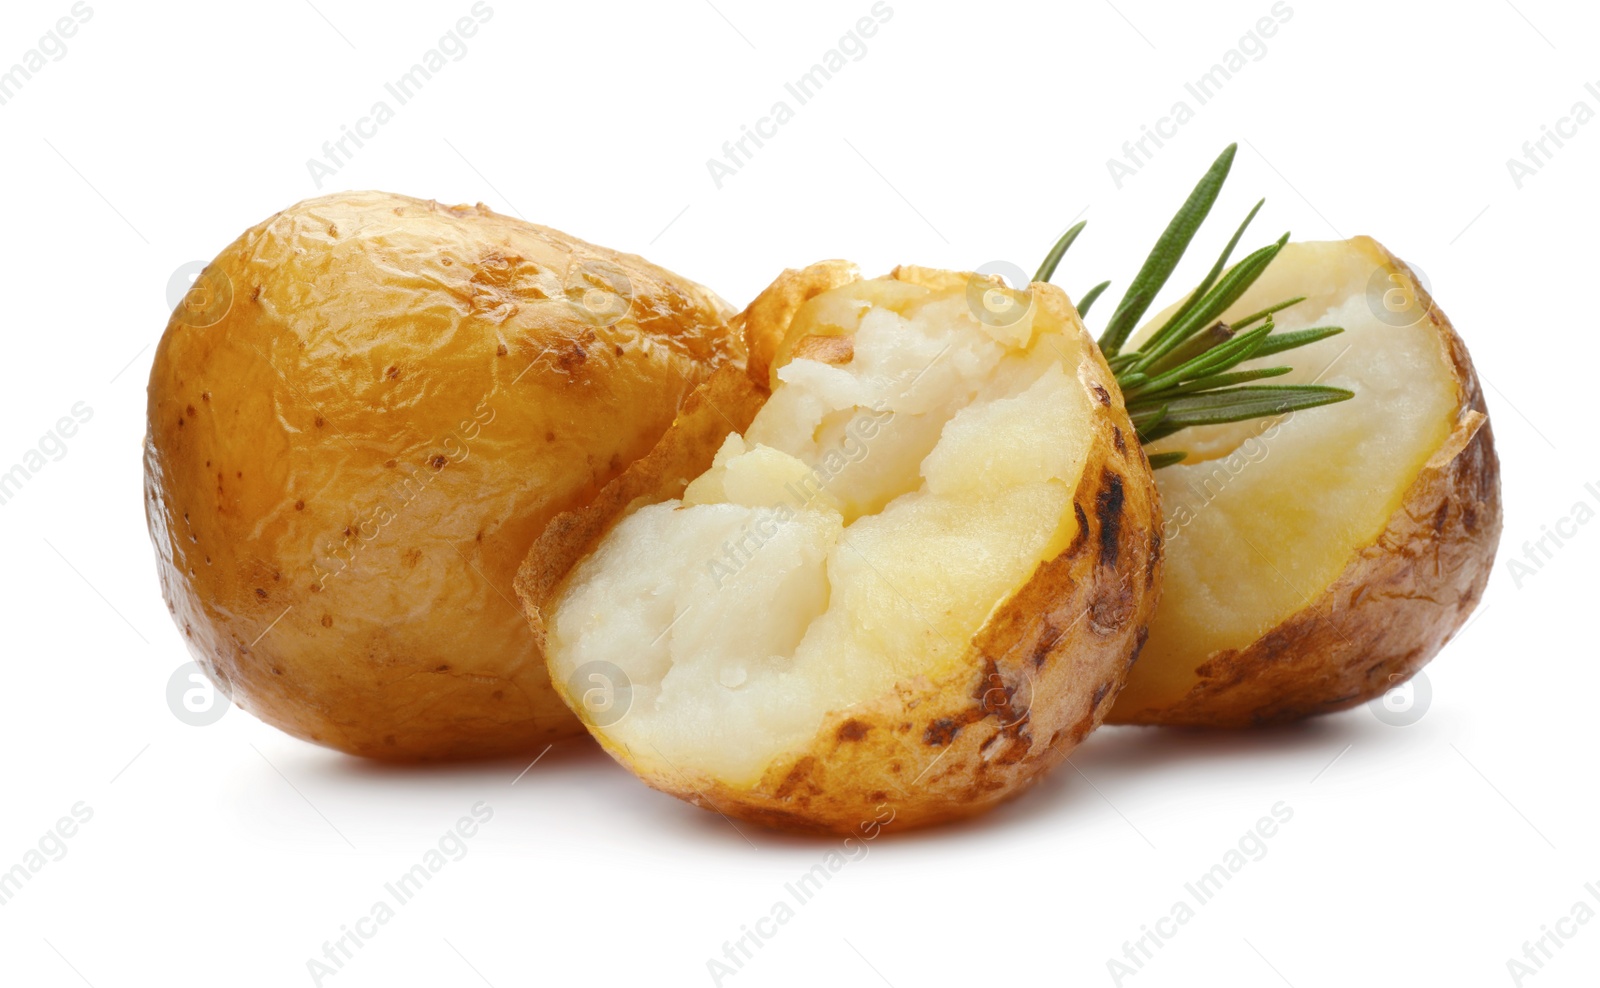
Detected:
[520,266,1164,833]
[1108,240,1501,727]
[146,191,735,759]
[737,259,860,388]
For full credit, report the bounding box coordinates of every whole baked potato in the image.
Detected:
[1107,237,1500,726]
[518,263,1163,833]
[146,191,737,759]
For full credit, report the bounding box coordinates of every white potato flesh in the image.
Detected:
[547,281,1097,783]
[1117,239,1459,711]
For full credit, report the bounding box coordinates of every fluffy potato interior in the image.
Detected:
[1116,239,1459,712]
[547,280,1097,784]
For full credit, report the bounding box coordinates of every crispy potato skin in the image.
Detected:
[146,191,735,759]
[1108,240,1501,727]
[738,259,860,388]
[520,266,1164,834]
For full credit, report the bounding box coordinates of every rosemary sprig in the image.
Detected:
[1076,280,1111,318]
[1033,221,1086,284]
[1037,143,1353,467]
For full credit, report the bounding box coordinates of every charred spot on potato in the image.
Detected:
[1432,502,1449,533]
[972,660,1023,724]
[294,500,305,511]
[1094,470,1125,568]
[924,718,962,747]
[1091,383,1112,406]
[836,719,870,743]
[432,455,448,469]
[1113,426,1126,453]
[554,332,595,372]
[385,365,400,380]
[320,614,333,628]
[774,757,817,799]
[1128,625,1149,668]
[1069,502,1090,556]
[253,587,268,600]
[1029,624,1058,669]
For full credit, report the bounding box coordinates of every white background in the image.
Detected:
[1,1,1596,986]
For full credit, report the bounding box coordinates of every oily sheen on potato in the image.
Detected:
[520,264,1162,833]
[1108,238,1501,727]
[145,191,736,759]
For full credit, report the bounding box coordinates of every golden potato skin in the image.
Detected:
[520,267,1164,833]
[1108,242,1501,727]
[146,191,735,759]
[737,259,861,388]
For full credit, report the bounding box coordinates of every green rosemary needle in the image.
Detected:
[1036,143,1354,466]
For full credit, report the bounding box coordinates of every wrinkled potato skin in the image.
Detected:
[146,191,735,759]
[520,266,1164,834]
[1108,241,1501,727]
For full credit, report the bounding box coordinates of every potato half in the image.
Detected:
[145,192,736,759]
[518,264,1162,833]
[1108,237,1500,727]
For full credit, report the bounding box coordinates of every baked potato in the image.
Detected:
[145,191,737,759]
[517,263,1163,834]
[1107,237,1500,726]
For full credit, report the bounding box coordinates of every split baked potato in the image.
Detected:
[1107,237,1500,727]
[518,263,1163,834]
[145,191,737,759]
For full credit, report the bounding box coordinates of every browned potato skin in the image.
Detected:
[146,191,736,759]
[1108,244,1501,728]
[737,259,860,388]
[519,265,1165,834]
